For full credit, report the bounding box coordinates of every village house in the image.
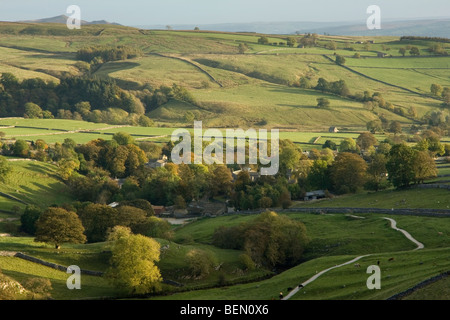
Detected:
[232,167,261,182]
[329,127,339,133]
[146,155,168,168]
[152,205,166,216]
[304,190,326,201]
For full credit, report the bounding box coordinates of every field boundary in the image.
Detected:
[386,271,449,300]
[0,191,29,205]
[321,54,441,101]
[231,207,450,217]
[14,252,104,276]
[148,53,224,87]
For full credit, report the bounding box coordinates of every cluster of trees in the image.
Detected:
[230,174,293,211]
[258,34,319,48]
[296,129,444,194]
[20,198,168,245]
[76,45,143,64]
[0,73,145,122]
[315,78,351,97]
[212,211,309,268]
[0,72,198,126]
[298,33,319,48]
[20,204,164,294]
[428,43,449,56]
[5,126,447,215]
[400,36,450,43]
[398,46,421,56]
[355,91,409,119]
[431,84,450,107]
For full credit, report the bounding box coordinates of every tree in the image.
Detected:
[399,48,406,57]
[35,207,86,249]
[322,140,337,151]
[327,41,337,50]
[209,165,233,196]
[431,84,443,96]
[13,140,29,157]
[143,216,173,240]
[356,132,378,151]
[24,102,43,119]
[57,158,80,181]
[20,205,43,235]
[279,140,301,174]
[388,121,402,134]
[330,152,368,193]
[106,233,162,294]
[242,211,309,267]
[442,87,450,106]
[339,138,357,153]
[412,150,437,184]
[335,55,346,65]
[386,144,416,188]
[0,156,11,182]
[316,98,331,109]
[365,153,389,191]
[185,249,217,278]
[257,36,269,45]
[238,43,249,54]
[307,160,331,190]
[367,120,383,134]
[286,37,297,48]
[409,46,420,56]
[77,203,120,243]
[112,132,135,146]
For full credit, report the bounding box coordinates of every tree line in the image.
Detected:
[76,45,143,64]
[0,72,198,126]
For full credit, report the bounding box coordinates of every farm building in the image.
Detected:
[329,127,339,133]
[232,167,261,182]
[146,155,168,168]
[152,205,166,216]
[304,190,326,201]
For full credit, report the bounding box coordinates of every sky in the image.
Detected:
[0,0,449,26]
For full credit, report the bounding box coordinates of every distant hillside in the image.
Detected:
[18,15,121,26]
[135,18,450,37]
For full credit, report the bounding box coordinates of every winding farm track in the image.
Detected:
[282,216,424,300]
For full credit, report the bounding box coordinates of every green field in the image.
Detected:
[294,188,450,210]
[0,159,74,212]
[148,211,450,300]
[1,210,449,300]
[0,23,448,129]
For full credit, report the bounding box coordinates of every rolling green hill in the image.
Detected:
[0,159,74,212]
[0,22,448,130]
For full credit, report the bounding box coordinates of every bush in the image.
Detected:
[185,249,217,278]
[21,278,53,300]
[239,253,256,271]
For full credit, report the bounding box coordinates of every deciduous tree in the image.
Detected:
[106,233,162,294]
[35,207,86,249]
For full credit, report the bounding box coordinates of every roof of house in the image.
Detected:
[305,190,326,197]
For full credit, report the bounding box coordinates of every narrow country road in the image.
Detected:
[282,217,424,300]
[283,254,372,300]
[382,217,425,250]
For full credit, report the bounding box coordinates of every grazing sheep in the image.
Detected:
[354,263,361,268]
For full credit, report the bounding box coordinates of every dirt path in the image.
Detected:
[282,217,424,300]
[383,217,424,250]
